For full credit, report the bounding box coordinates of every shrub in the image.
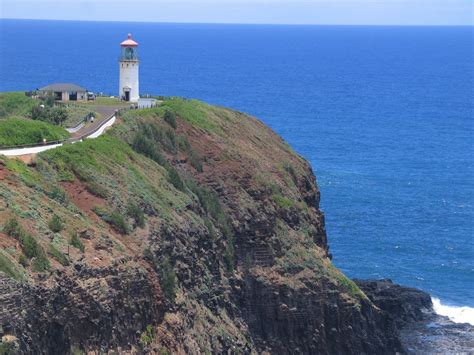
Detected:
[167,167,185,191]
[143,247,154,262]
[139,324,154,347]
[85,182,109,198]
[48,214,63,233]
[127,202,145,228]
[132,133,166,166]
[224,243,235,272]
[273,194,294,209]
[48,244,69,266]
[0,340,18,355]
[18,253,29,267]
[21,233,42,259]
[163,128,177,153]
[163,110,177,129]
[204,218,215,240]
[3,217,22,239]
[48,186,68,204]
[93,206,129,234]
[3,217,50,270]
[109,210,130,234]
[31,105,68,126]
[0,252,22,280]
[188,149,203,172]
[32,253,51,272]
[159,258,176,302]
[70,345,85,355]
[70,232,85,253]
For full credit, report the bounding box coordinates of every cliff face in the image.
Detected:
[0,98,408,353]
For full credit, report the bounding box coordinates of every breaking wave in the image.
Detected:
[432,297,474,326]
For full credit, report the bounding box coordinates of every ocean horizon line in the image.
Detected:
[1,17,473,27]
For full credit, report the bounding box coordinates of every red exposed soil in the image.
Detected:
[61,180,105,216]
[0,232,19,250]
[0,162,9,180]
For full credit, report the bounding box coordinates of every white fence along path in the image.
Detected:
[0,114,117,157]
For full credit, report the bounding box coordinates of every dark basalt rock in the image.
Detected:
[355,279,474,354]
[0,268,163,354]
[354,279,433,327]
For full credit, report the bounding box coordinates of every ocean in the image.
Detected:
[0,20,473,323]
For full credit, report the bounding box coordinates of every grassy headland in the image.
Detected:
[0,118,69,147]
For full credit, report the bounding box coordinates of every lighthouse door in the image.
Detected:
[124,91,130,101]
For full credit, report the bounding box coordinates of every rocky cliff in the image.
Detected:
[0,98,432,354]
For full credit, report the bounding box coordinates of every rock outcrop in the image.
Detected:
[0,98,441,354]
[355,279,474,353]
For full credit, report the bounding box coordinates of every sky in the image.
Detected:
[0,0,472,25]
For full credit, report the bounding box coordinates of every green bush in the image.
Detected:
[0,252,22,280]
[31,105,68,125]
[109,210,130,234]
[188,149,203,172]
[48,186,68,204]
[48,244,69,266]
[162,128,177,153]
[224,243,235,272]
[127,202,145,228]
[168,167,185,191]
[48,214,63,233]
[32,253,51,272]
[21,233,42,259]
[143,247,154,262]
[0,340,18,354]
[204,218,215,240]
[163,110,177,129]
[159,258,176,302]
[94,207,130,235]
[3,217,22,239]
[132,133,166,166]
[70,345,85,355]
[273,194,294,209]
[85,182,109,198]
[18,253,29,267]
[70,232,85,253]
[3,217,51,272]
[139,324,154,347]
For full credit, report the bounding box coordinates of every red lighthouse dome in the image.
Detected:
[120,33,138,47]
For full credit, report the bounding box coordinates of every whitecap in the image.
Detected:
[432,297,474,326]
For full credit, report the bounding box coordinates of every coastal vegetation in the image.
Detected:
[31,104,68,125]
[0,92,37,118]
[0,94,407,354]
[0,118,69,147]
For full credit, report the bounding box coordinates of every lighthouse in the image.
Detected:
[119,33,139,102]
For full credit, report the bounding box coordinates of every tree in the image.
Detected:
[30,105,68,126]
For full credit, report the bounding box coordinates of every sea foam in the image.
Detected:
[432,297,474,326]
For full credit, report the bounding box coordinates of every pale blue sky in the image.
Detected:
[1,0,473,25]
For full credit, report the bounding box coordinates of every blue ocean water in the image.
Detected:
[1,20,473,309]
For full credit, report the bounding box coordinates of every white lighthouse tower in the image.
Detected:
[119,33,139,102]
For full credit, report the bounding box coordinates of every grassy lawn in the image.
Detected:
[0,118,70,147]
[0,92,37,119]
[78,97,130,107]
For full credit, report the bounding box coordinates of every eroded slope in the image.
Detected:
[0,98,400,354]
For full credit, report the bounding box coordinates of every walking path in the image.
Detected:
[0,106,121,157]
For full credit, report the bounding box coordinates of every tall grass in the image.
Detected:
[0,92,37,118]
